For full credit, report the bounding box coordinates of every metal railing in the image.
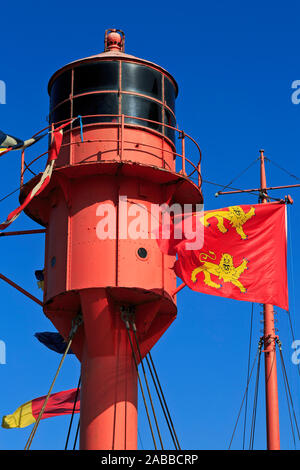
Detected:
[20,114,202,190]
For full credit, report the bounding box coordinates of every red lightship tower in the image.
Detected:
[20,30,203,449]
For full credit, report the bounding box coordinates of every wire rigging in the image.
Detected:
[148,352,181,449]
[132,319,181,450]
[145,353,181,450]
[266,157,300,182]
[121,307,181,450]
[191,154,300,201]
[228,338,263,450]
[196,177,283,202]
[138,428,144,450]
[243,303,254,449]
[286,206,300,379]
[279,345,296,449]
[24,313,82,450]
[0,184,24,204]
[65,375,81,450]
[73,420,80,450]
[248,345,262,450]
[121,307,158,450]
[25,338,73,449]
[130,320,164,449]
[276,339,300,441]
[216,158,260,194]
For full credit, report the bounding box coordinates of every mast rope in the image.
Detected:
[121,307,158,450]
[190,176,283,201]
[130,320,164,449]
[73,419,80,450]
[276,338,300,441]
[228,337,263,449]
[248,343,262,450]
[146,352,181,450]
[64,375,81,450]
[286,206,300,378]
[129,317,181,450]
[266,158,300,182]
[243,303,254,449]
[287,308,300,381]
[0,183,26,204]
[24,312,82,450]
[138,428,144,450]
[279,343,296,449]
[215,157,260,194]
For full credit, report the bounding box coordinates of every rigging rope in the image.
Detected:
[216,158,260,194]
[249,344,262,450]
[73,420,80,450]
[243,303,254,449]
[276,338,300,441]
[266,157,300,182]
[121,307,158,450]
[64,375,81,450]
[228,338,263,450]
[286,206,300,380]
[196,177,283,201]
[287,308,300,382]
[127,315,180,450]
[0,183,24,204]
[24,313,82,450]
[138,428,144,450]
[148,352,181,449]
[130,320,164,450]
[145,354,181,450]
[279,344,296,449]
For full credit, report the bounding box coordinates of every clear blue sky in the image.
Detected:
[1,0,300,450]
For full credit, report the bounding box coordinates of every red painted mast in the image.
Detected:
[259,149,280,450]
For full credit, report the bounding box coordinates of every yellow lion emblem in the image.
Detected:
[191,251,248,293]
[199,205,255,240]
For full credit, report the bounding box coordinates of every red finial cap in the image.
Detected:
[105,29,125,52]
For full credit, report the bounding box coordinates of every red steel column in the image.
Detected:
[260,149,280,450]
[79,289,138,450]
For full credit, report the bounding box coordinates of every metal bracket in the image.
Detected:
[68,312,83,340]
[120,305,135,329]
[261,334,279,353]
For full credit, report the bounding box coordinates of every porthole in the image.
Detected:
[137,247,148,259]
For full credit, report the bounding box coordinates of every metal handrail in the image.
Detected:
[20,114,202,189]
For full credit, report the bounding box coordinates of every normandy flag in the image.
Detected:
[2,389,80,429]
[158,203,288,310]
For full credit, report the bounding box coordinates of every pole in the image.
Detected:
[259,149,281,450]
[216,183,300,196]
[0,273,43,306]
[0,229,46,237]
[79,289,137,450]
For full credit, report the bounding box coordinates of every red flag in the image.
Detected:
[2,388,80,428]
[0,121,70,232]
[158,203,288,310]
